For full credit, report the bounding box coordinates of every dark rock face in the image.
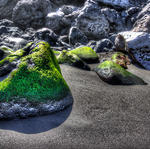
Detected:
[0,0,19,20]
[76,1,110,40]
[46,10,65,34]
[12,0,53,29]
[101,8,125,33]
[69,27,88,46]
[94,39,114,53]
[125,7,140,30]
[34,28,58,46]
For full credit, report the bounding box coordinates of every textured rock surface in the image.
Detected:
[76,1,110,40]
[94,39,114,53]
[101,8,125,32]
[137,2,150,19]
[0,94,73,120]
[0,0,19,20]
[34,28,58,46]
[120,31,150,70]
[12,0,52,29]
[115,34,127,52]
[133,14,150,33]
[95,0,131,9]
[69,27,88,46]
[46,10,65,34]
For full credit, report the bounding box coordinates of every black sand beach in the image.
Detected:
[0,64,150,149]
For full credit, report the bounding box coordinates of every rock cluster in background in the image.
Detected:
[0,0,149,71]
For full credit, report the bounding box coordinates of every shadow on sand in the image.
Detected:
[0,105,72,134]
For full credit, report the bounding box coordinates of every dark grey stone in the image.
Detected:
[94,39,114,53]
[69,27,88,46]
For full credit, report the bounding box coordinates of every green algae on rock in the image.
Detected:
[111,52,131,69]
[70,46,99,63]
[0,42,34,77]
[0,46,13,60]
[0,41,70,102]
[53,50,61,56]
[95,61,147,85]
[57,50,90,70]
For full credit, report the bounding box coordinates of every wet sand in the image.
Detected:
[0,64,150,149]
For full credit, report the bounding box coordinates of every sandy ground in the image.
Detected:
[0,64,150,149]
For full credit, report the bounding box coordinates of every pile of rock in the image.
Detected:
[0,0,149,119]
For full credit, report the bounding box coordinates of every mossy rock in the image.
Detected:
[57,50,90,70]
[95,61,147,85]
[0,42,33,77]
[112,52,131,69]
[0,41,70,102]
[0,46,13,60]
[53,50,61,56]
[70,46,99,63]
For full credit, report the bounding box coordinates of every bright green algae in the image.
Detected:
[70,46,99,63]
[57,50,81,64]
[0,41,69,102]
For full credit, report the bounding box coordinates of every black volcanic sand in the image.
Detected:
[0,64,150,149]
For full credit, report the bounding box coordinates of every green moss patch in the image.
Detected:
[0,41,70,102]
[70,46,99,63]
[0,46,13,60]
[95,61,146,85]
[57,50,90,70]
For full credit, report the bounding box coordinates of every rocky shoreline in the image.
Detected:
[0,0,149,120]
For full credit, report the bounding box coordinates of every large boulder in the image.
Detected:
[0,41,72,119]
[95,60,147,85]
[76,1,110,40]
[101,8,125,32]
[0,0,19,20]
[45,10,65,34]
[12,0,53,29]
[0,41,70,101]
[120,31,150,70]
